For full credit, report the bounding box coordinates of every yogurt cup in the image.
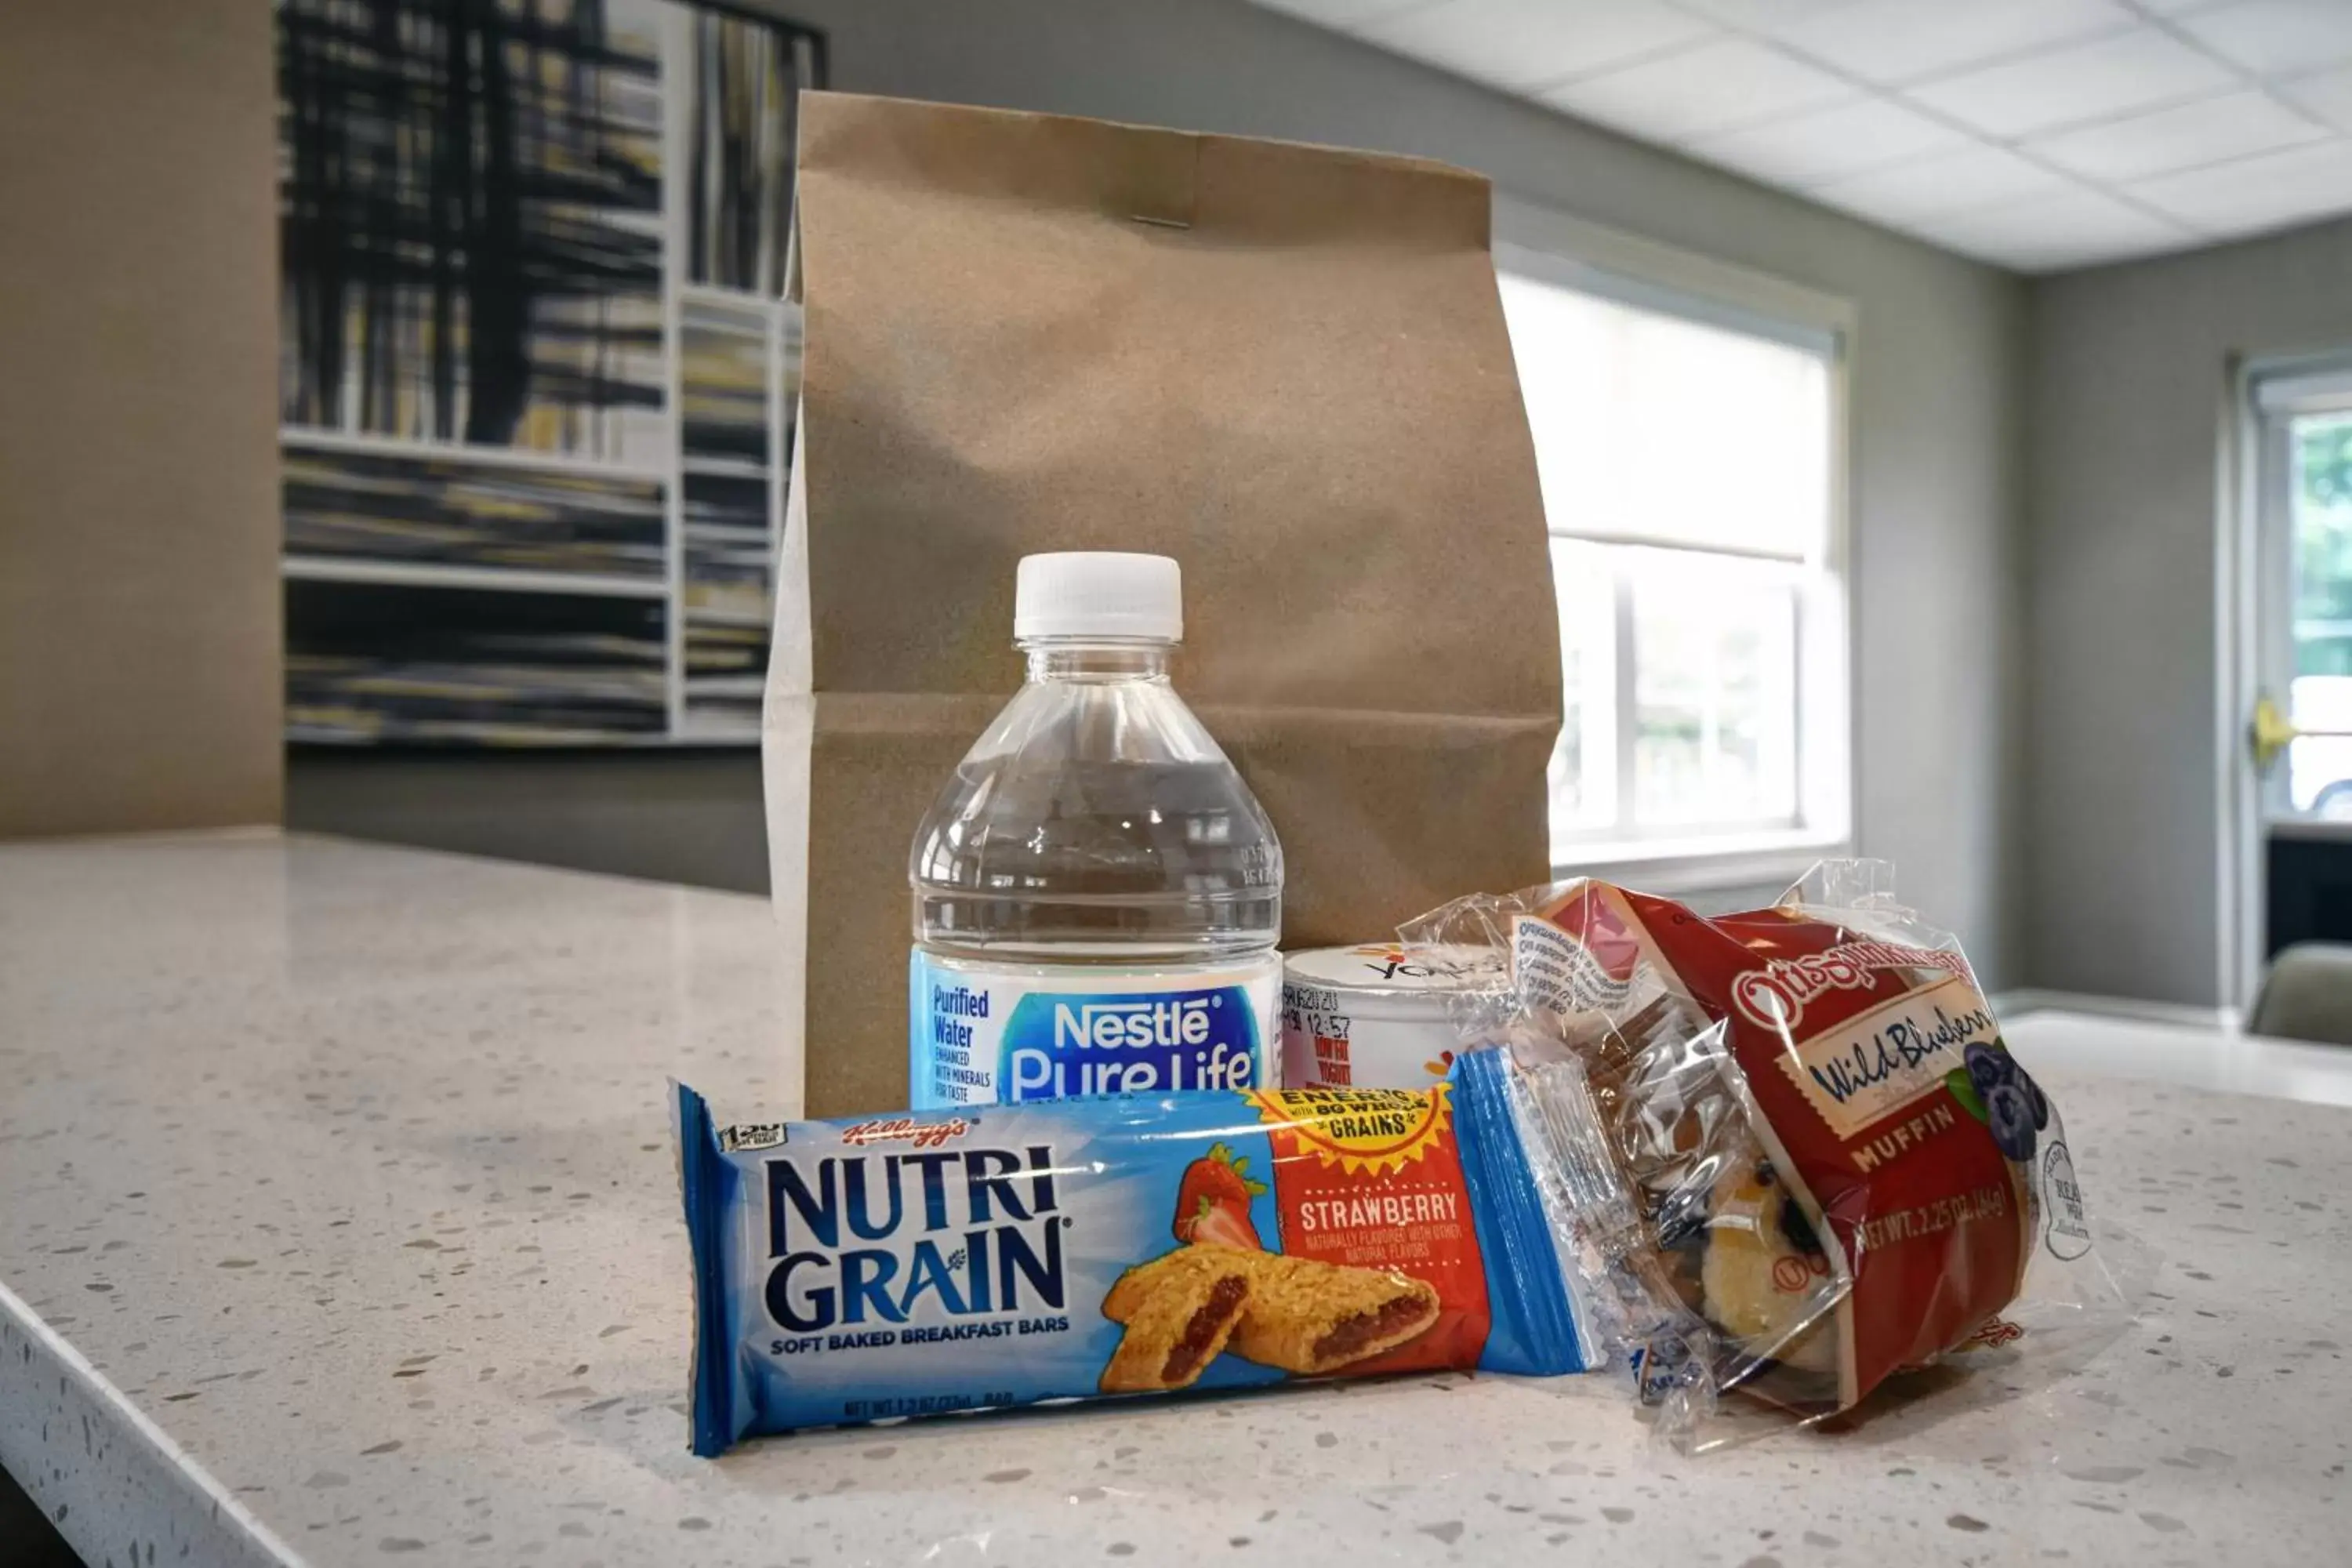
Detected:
[1278,943,1504,1089]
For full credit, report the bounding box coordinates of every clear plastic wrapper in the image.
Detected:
[1405,859,2133,1448]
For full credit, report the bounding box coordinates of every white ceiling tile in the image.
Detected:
[2176,2,2352,78]
[1902,185,2196,270]
[2278,61,2352,132]
[1538,38,1857,142]
[1809,143,2075,223]
[1685,96,1970,187]
[2025,89,2331,181]
[1241,0,2352,270]
[1358,0,1714,93]
[1771,0,2137,87]
[1669,0,1861,25]
[2129,138,2352,233]
[1249,0,1440,27]
[1905,27,2238,139]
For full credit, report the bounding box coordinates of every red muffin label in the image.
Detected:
[1598,889,2031,1408]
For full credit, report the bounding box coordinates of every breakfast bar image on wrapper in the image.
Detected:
[672,1050,1602,1453]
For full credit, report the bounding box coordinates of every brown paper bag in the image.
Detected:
[765,92,1559,1116]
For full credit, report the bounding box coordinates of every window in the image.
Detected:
[1495,218,1850,883]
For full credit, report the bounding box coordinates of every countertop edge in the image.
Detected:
[0,1279,306,1568]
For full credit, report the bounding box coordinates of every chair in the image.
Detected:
[2249,942,2352,1045]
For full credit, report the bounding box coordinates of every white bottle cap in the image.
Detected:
[1014,553,1183,642]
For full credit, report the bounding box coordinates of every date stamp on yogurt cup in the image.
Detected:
[1279,944,1505,1089]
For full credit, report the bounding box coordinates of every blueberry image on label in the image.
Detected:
[1984,1080,2036,1163]
[1963,1040,2013,1098]
[2016,1067,2049,1131]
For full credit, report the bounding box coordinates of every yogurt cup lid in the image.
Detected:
[1282,943,1506,995]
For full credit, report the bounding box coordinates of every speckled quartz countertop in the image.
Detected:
[2,832,2346,1568]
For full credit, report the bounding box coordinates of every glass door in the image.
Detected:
[2247,361,2352,983]
[2252,369,2352,821]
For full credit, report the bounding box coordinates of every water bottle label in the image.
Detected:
[909,953,1281,1108]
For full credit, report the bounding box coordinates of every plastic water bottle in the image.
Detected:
[909,553,1284,1108]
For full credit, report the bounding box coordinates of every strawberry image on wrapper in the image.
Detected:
[1174,1142,1268,1251]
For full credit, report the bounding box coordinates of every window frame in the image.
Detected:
[1494,195,1859,895]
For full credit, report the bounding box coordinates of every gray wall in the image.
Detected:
[2025,216,2352,1005]
[290,751,768,894]
[1,0,282,838]
[303,0,2034,984]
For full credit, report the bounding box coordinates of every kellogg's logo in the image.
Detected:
[840,1116,970,1150]
[1730,939,1974,1032]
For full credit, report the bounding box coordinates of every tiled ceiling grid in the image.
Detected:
[1252,0,2352,272]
